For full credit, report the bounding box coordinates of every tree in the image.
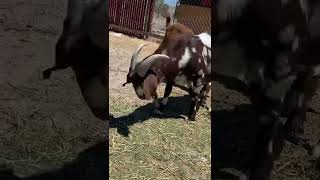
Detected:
[155,0,164,17]
[160,4,170,18]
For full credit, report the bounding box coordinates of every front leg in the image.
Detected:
[152,94,164,116]
[158,81,174,111]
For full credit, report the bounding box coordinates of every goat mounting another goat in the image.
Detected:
[123,32,211,121]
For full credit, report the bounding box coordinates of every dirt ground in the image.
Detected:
[0,0,106,178]
[109,32,211,180]
[213,80,320,179]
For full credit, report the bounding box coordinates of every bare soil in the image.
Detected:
[0,0,106,178]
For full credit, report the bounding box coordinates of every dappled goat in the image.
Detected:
[123,32,211,121]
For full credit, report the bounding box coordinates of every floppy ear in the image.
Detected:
[143,74,159,100]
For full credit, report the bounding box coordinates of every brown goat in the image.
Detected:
[123,32,211,121]
[153,16,211,110]
[153,16,194,55]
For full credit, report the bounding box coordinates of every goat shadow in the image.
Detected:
[212,103,260,179]
[0,141,107,180]
[109,95,195,137]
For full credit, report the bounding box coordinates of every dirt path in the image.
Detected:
[0,0,106,178]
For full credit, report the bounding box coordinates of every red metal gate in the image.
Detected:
[109,0,155,39]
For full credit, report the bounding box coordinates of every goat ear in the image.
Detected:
[143,74,158,100]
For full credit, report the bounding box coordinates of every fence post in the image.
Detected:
[146,0,155,39]
[115,0,124,26]
[141,0,147,39]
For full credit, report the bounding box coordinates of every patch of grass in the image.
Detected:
[109,92,211,180]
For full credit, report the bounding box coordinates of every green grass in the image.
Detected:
[109,92,211,180]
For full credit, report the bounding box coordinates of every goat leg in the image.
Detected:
[152,95,163,116]
[282,90,310,149]
[199,83,211,112]
[188,97,200,121]
[284,109,313,153]
[284,110,308,144]
[250,113,284,180]
[159,81,173,111]
[188,84,208,121]
[172,82,211,109]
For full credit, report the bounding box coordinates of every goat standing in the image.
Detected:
[123,33,211,121]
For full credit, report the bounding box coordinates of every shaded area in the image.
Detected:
[213,104,258,179]
[0,0,106,177]
[0,141,107,180]
[110,95,193,137]
[212,76,320,179]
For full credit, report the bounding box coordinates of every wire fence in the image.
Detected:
[109,0,211,39]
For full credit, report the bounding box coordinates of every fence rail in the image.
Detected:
[109,0,211,39]
[109,0,155,39]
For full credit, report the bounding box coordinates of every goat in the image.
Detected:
[42,0,107,120]
[123,33,211,121]
[213,0,318,179]
[153,16,194,55]
[153,16,212,111]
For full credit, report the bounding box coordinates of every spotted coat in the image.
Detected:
[123,32,212,121]
[214,0,319,179]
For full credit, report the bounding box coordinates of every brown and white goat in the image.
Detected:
[213,0,319,179]
[153,16,194,54]
[153,16,212,110]
[123,33,211,121]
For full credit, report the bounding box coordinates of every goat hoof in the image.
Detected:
[203,105,211,112]
[178,115,189,120]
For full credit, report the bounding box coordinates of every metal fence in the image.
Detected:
[109,0,211,39]
[109,0,155,39]
[174,0,211,34]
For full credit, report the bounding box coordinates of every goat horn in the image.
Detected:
[130,43,149,72]
[122,82,130,86]
[135,54,170,77]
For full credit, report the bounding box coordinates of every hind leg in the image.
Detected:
[199,82,211,112]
